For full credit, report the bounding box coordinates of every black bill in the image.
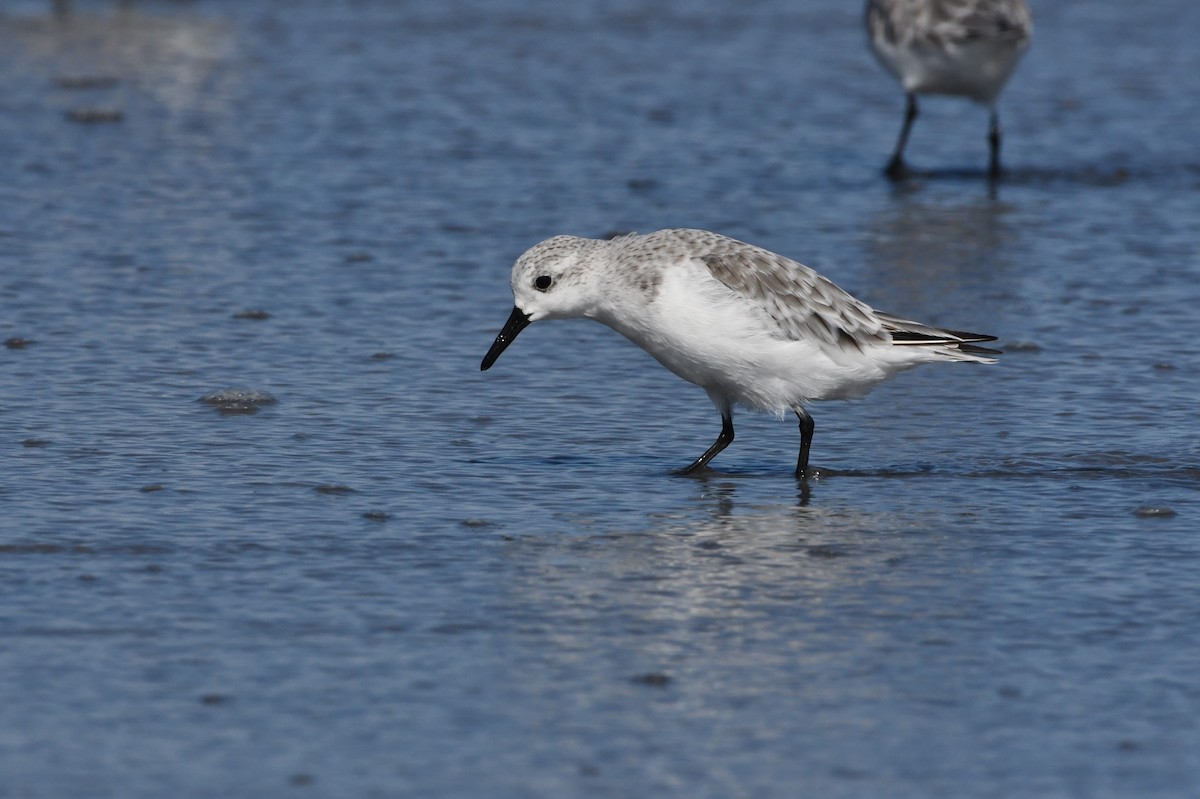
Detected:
[480,306,531,371]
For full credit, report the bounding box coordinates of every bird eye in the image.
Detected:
[534,275,552,291]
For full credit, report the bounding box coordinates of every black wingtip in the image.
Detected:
[888,328,1002,356]
[944,330,998,344]
[891,329,997,344]
[958,342,1003,356]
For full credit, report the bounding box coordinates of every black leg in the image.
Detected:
[680,412,734,474]
[885,93,918,180]
[795,408,814,478]
[987,109,1002,178]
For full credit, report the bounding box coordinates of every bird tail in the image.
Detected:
[878,312,1001,364]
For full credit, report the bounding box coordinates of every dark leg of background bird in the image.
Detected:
[794,408,814,478]
[680,412,734,474]
[885,93,918,180]
[987,109,1002,178]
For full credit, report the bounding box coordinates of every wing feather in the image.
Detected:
[678,231,889,350]
[622,230,999,360]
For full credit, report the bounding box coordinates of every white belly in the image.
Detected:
[597,264,907,412]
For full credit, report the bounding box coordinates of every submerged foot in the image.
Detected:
[795,465,825,481]
[884,157,910,181]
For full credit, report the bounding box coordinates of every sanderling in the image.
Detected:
[865,0,1032,178]
[481,229,999,478]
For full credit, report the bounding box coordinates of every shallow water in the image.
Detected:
[2,1,1199,797]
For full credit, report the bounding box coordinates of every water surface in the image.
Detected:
[2,1,1198,797]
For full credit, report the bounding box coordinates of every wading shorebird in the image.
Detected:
[481,229,1000,477]
[865,0,1032,178]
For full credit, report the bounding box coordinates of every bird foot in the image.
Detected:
[884,158,910,181]
[795,465,824,481]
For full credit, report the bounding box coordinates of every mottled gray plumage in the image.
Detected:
[482,228,999,476]
[866,0,1032,177]
[618,228,888,349]
[867,0,1031,66]
[611,229,985,354]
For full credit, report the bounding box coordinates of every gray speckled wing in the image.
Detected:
[865,0,901,48]
[949,0,1031,42]
[674,230,889,351]
[868,0,1031,49]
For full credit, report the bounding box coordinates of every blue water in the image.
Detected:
[2,1,1199,797]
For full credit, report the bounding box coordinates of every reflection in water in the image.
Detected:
[4,1,235,117]
[684,471,808,515]
[861,196,1020,316]
[496,473,928,665]
[884,164,1154,189]
[491,508,924,735]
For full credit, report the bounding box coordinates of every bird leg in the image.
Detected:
[680,412,734,474]
[885,93,918,180]
[987,109,1002,178]
[795,408,815,478]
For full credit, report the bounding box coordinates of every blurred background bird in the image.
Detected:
[866,0,1032,179]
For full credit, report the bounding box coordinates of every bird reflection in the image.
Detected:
[863,196,1019,318]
